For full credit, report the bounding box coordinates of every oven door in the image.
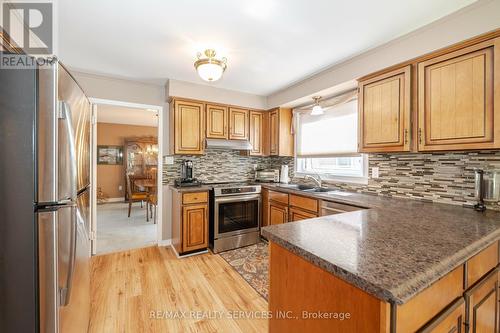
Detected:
[214,194,261,239]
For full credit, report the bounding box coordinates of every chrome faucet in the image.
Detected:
[305,174,322,188]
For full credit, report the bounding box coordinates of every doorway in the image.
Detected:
[90,99,163,255]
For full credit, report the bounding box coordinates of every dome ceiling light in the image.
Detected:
[311,96,323,115]
[194,49,227,82]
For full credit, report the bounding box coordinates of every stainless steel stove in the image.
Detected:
[208,182,261,253]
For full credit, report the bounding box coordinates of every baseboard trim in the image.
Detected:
[169,244,208,258]
[158,239,172,246]
[103,197,125,203]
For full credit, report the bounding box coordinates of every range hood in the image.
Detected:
[205,138,253,150]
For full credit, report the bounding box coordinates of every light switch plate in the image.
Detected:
[372,167,379,178]
[164,156,174,165]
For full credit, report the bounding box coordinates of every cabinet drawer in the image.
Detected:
[466,242,499,288]
[269,190,289,205]
[418,298,465,333]
[396,265,464,332]
[182,192,208,204]
[290,194,318,213]
[289,207,317,222]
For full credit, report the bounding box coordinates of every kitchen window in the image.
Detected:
[294,95,368,184]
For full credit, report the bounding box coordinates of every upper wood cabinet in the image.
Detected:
[268,107,294,157]
[358,65,411,152]
[206,104,228,139]
[418,38,499,151]
[229,107,249,140]
[249,110,264,155]
[170,99,204,155]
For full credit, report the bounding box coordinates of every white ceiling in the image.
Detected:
[58,0,476,96]
[97,104,158,127]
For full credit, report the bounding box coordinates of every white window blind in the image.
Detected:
[296,100,358,157]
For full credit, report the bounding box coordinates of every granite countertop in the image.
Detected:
[261,183,500,304]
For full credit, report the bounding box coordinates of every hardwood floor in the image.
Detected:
[89,246,268,333]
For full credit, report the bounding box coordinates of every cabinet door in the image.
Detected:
[464,268,498,333]
[418,298,465,333]
[269,202,288,225]
[173,100,204,154]
[206,104,228,139]
[182,204,208,252]
[289,207,317,222]
[418,39,498,151]
[358,66,411,152]
[261,188,269,228]
[249,111,263,155]
[269,109,279,155]
[229,107,248,140]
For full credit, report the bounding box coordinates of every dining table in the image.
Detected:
[134,179,157,192]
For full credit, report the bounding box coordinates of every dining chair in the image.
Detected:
[147,185,158,224]
[126,174,148,218]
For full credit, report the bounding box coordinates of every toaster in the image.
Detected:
[254,169,280,183]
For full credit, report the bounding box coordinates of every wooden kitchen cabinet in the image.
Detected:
[464,268,498,333]
[171,189,209,255]
[229,107,249,140]
[417,38,499,151]
[268,107,294,157]
[289,207,317,222]
[206,104,228,139]
[170,98,205,155]
[418,298,466,333]
[269,202,288,225]
[358,65,411,152]
[182,204,208,252]
[249,110,264,155]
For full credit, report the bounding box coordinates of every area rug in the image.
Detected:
[218,241,269,300]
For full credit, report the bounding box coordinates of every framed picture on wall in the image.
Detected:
[97,145,123,165]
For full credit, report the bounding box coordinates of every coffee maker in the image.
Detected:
[175,160,200,187]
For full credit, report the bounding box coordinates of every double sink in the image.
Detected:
[276,184,353,197]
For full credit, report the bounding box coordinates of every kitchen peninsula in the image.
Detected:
[262,186,500,333]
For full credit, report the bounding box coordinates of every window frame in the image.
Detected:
[293,100,369,185]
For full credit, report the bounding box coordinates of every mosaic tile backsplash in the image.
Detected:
[162,148,293,184]
[294,150,500,210]
[163,149,500,210]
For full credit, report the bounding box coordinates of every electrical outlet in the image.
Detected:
[118,185,123,191]
[371,167,379,179]
[164,156,174,165]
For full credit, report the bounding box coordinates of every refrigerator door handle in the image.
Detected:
[58,101,78,201]
[60,205,77,306]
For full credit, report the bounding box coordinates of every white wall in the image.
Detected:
[72,70,173,241]
[168,79,267,109]
[72,71,165,106]
[268,0,500,107]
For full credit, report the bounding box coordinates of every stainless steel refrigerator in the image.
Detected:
[0,57,91,332]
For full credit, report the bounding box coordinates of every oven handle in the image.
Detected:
[214,194,262,204]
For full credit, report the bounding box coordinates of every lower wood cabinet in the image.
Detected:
[419,298,466,333]
[171,190,209,255]
[269,201,288,225]
[464,268,498,333]
[289,207,317,222]
[182,204,208,252]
